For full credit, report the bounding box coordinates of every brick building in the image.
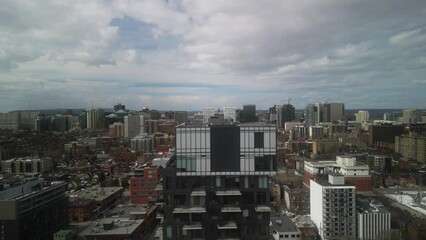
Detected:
[130,165,160,204]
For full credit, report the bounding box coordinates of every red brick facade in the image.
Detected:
[130,167,159,204]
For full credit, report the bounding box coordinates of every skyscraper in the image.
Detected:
[243,104,256,122]
[124,113,141,139]
[304,104,317,129]
[86,108,104,129]
[163,123,277,239]
[282,104,295,124]
[355,110,369,122]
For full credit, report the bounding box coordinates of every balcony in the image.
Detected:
[173,207,206,214]
[191,190,206,197]
[255,205,271,212]
[218,221,238,230]
[221,206,242,213]
[182,222,203,230]
[216,189,241,196]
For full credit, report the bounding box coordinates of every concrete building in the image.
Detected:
[68,186,124,212]
[282,185,309,214]
[0,179,68,240]
[304,104,317,129]
[270,213,301,240]
[355,110,369,122]
[203,107,216,123]
[108,122,124,138]
[243,104,257,122]
[282,104,296,125]
[309,126,325,140]
[175,111,188,125]
[357,198,391,240]
[163,123,277,240]
[69,199,96,222]
[368,124,405,146]
[312,139,339,158]
[310,175,356,240]
[316,102,344,123]
[395,131,426,163]
[87,108,104,129]
[304,156,372,192]
[124,113,141,139]
[403,108,423,124]
[223,107,237,123]
[130,134,154,153]
[1,157,53,174]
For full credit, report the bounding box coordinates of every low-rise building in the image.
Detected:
[270,213,301,240]
[357,198,391,240]
[282,185,309,215]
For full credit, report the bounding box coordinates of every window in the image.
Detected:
[254,132,264,148]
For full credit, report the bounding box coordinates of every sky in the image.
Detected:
[1,0,426,112]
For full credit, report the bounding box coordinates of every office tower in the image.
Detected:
[316,102,344,123]
[310,175,356,240]
[163,123,277,240]
[355,110,369,122]
[243,104,257,122]
[130,166,160,204]
[175,111,188,125]
[403,108,422,124]
[357,198,391,240]
[87,108,104,129]
[282,104,295,124]
[304,104,317,129]
[383,112,393,121]
[203,107,216,123]
[223,107,236,123]
[113,103,125,111]
[0,179,68,240]
[124,113,141,139]
[368,124,405,146]
[149,110,162,120]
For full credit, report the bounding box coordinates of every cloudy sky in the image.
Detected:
[1,0,426,112]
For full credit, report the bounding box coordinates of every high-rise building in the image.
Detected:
[0,179,69,240]
[124,113,141,139]
[282,104,295,124]
[355,110,369,122]
[316,102,344,123]
[87,108,104,129]
[223,107,236,123]
[395,131,426,163]
[310,175,356,240]
[163,123,277,239]
[304,104,317,129]
[202,107,216,123]
[368,124,405,146]
[175,111,188,125]
[243,104,257,122]
[108,122,124,137]
[402,108,422,124]
[113,103,125,111]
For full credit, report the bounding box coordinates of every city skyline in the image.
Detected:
[1,1,426,112]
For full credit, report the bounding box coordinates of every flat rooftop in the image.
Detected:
[80,218,143,236]
[270,213,300,233]
[68,186,123,202]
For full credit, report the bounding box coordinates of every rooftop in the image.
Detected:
[68,186,123,202]
[270,213,300,233]
[80,218,143,236]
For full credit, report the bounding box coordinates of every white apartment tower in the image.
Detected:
[223,107,236,123]
[202,107,216,123]
[310,175,356,240]
[355,110,369,122]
